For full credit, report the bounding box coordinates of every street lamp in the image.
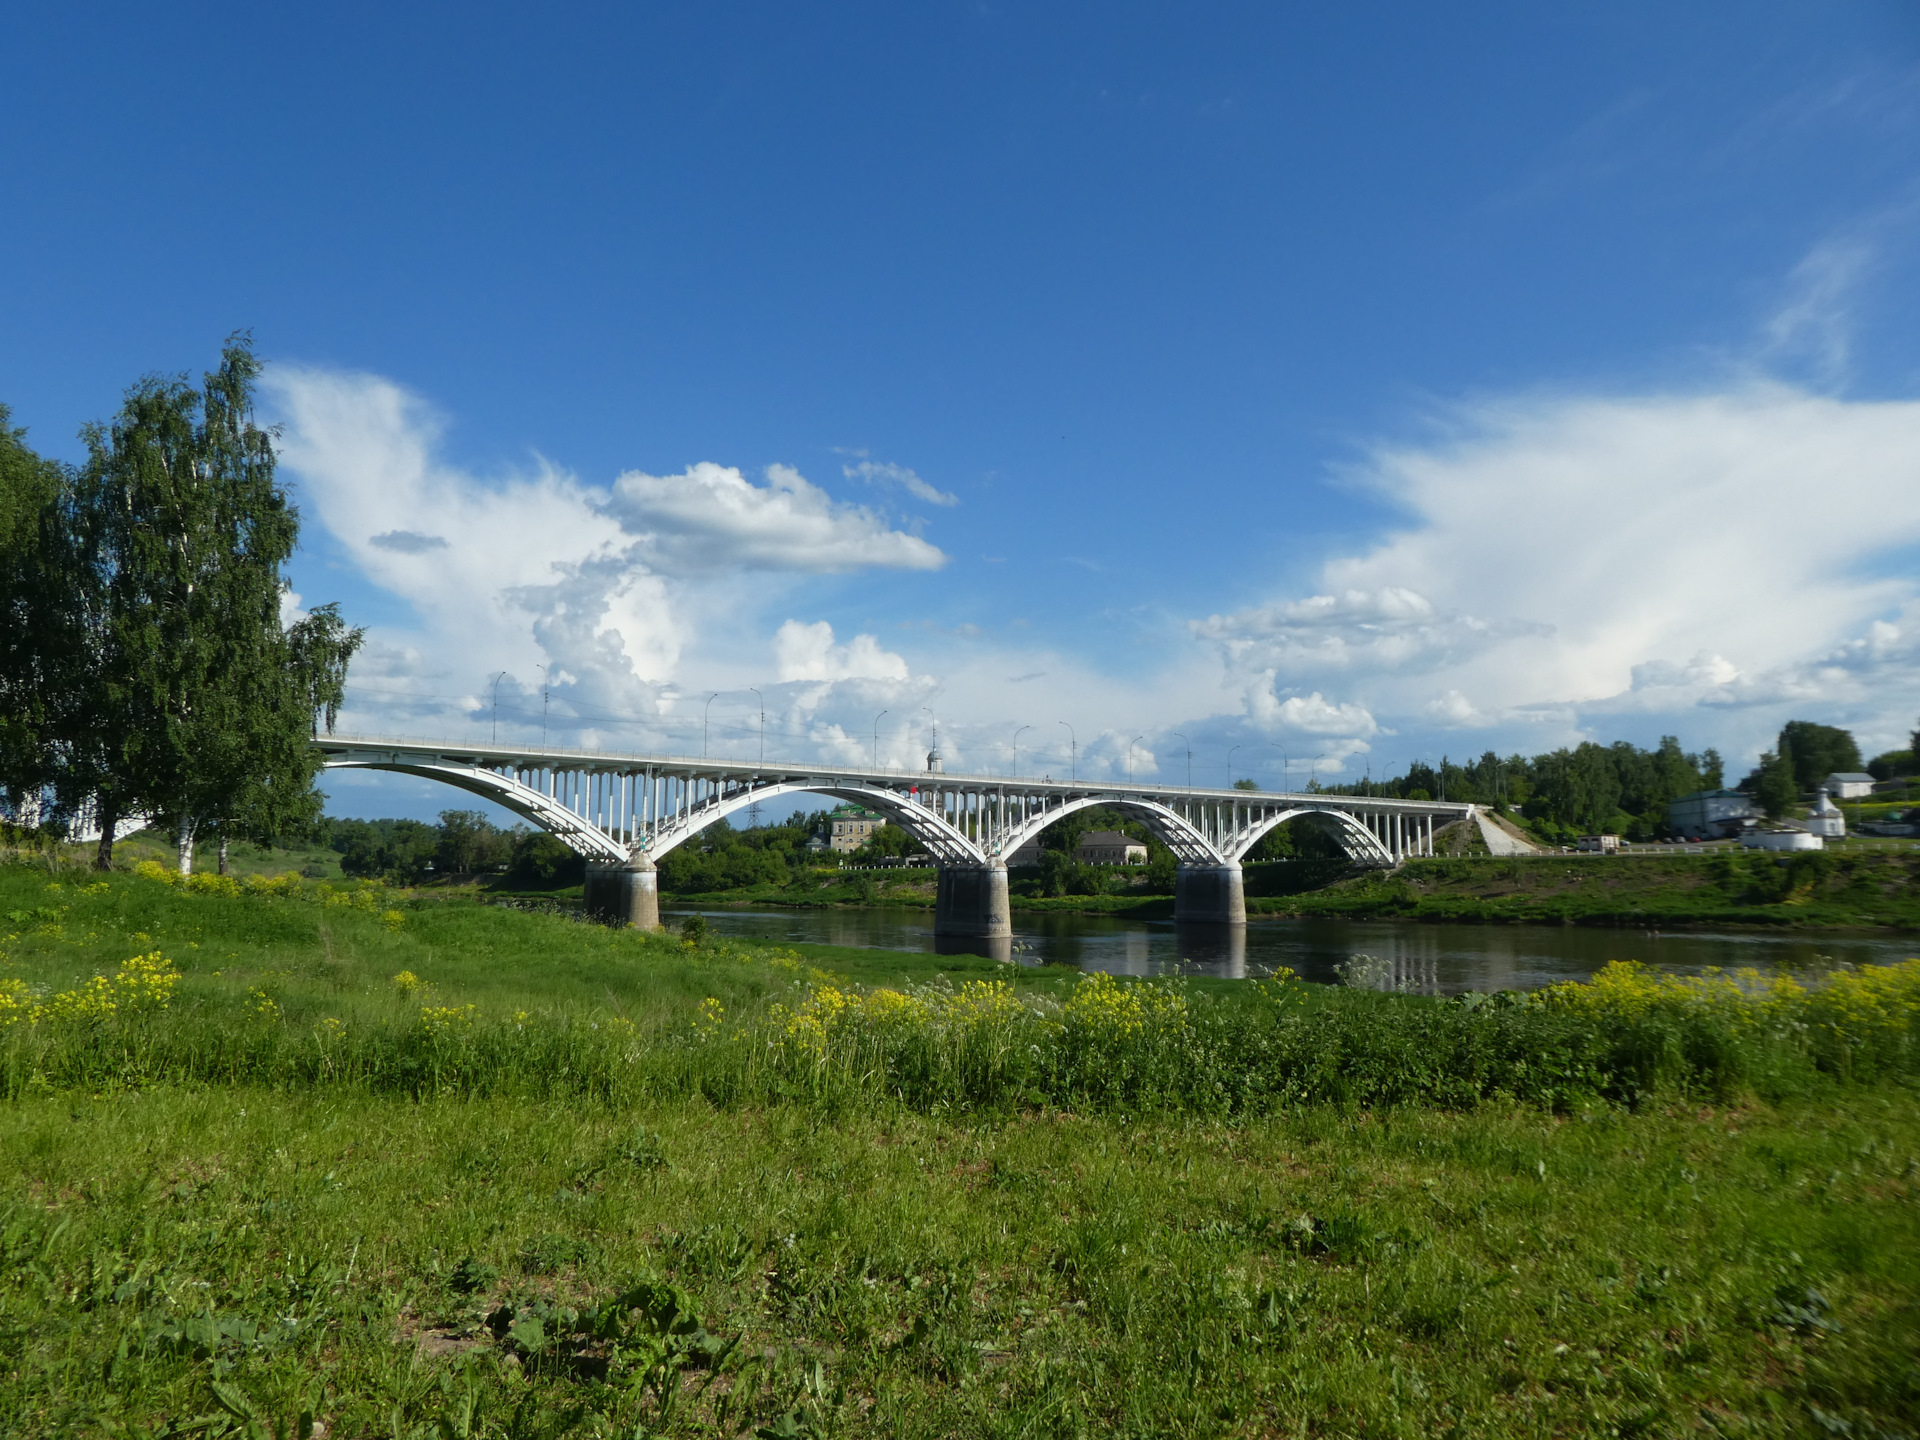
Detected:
[873,710,889,769]
[1012,724,1030,779]
[923,706,937,768]
[1269,743,1288,793]
[749,688,764,766]
[489,671,507,743]
[1058,721,1076,782]
[703,692,719,759]
[1171,732,1191,791]
[1128,734,1145,785]
[537,664,551,748]
[1227,744,1242,789]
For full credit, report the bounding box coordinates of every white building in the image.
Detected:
[1806,789,1846,839]
[1825,772,1876,800]
[1742,828,1823,852]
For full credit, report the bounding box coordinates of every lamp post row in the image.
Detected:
[471,677,1344,791]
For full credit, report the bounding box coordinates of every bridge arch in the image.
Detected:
[990,793,1223,866]
[644,780,985,865]
[1220,806,1394,866]
[323,758,633,862]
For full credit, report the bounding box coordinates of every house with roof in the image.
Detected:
[1074,830,1148,865]
[827,804,885,853]
[1824,772,1877,800]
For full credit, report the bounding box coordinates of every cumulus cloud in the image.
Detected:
[774,620,912,683]
[267,366,948,743]
[1197,382,1920,763]
[606,462,947,572]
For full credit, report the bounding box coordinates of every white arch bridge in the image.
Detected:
[315,735,1478,938]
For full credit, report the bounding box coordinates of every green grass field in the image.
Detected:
[3,862,1919,1438]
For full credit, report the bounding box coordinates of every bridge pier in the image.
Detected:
[584,854,661,931]
[934,863,1011,940]
[1174,862,1246,925]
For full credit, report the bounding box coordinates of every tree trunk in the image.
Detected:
[93,795,118,872]
[176,818,194,876]
[217,836,230,876]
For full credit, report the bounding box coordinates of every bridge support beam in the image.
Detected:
[934,863,1011,939]
[584,855,661,930]
[1174,862,1245,925]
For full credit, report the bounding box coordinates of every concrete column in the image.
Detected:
[622,853,661,931]
[584,854,661,929]
[1174,862,1246,925]
[934,862,1011,939]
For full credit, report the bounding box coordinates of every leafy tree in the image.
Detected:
[853,822,918,861]
[506,831,584,888]
[1700,748,1725,789]
[0,408,83,826]
[1751,748,1797,820]
[1232,778,1259,791]
[65,338,363,870]
[1777,720,1861,792]
[435,810,513,874]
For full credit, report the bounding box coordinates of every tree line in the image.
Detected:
[1315,718,1914,840]
[0,337,363,872]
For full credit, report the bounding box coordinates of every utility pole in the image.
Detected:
[1058,721,1076,782]
[490,671,507,743]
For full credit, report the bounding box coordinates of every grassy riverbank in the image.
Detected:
[1260,850,1920,931]
[5,863,1919,1436]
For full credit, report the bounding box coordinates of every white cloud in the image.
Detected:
[774,620,912,683]
[841,456,959,508]
[1196,381,1920,765]
[607,462,947,572]
[268,366,948,742]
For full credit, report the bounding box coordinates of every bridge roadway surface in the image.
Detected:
[314,735,1479,942]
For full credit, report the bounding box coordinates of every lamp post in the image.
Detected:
[1171,732,1191,791]
[1227,744,1242,789]
[749,688,764,766]
[537,664,551,748]
[703,692,719,759]
[489,671,507,743]
[1128,735,1145,785]
[1058,721,1076,782]
[1012,724,1030,779]
[873,710,888,769]
[1269,743,1287,793]
[923,706,937,767]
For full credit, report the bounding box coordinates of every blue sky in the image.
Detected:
[6,2,1920,820]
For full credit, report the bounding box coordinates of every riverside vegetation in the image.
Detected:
[3,863,1919,1437]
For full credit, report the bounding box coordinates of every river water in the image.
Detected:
[662,904,1916,995]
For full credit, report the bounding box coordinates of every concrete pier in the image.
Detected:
[585,854,661,930]
[934,863,1012,939]
[1173,862,1246,925]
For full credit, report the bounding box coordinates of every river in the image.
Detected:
[662,904,1917,994]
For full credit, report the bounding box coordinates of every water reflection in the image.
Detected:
[664,904,1914,995]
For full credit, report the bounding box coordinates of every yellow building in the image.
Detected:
[829,805,884,853]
